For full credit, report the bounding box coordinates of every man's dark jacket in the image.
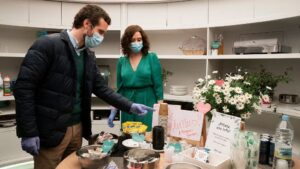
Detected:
[14,30,132,147]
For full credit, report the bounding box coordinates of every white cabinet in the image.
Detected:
[209,0,254,26]
[167,0,208,29]
[0,0,29,25]
[127,3,167,30]
[97,4,121,30]
[62,2,121,30]
[254,0,300,20]
[29,1,61,26]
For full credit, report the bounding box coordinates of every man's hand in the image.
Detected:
[108,108,118,128]
[21,136,40,156]
[130,103,155,116]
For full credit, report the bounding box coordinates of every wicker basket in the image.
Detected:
[181,49,206,55]
[179,35,207,55]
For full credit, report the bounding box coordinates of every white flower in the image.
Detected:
[222,82,230,89]
[236,75,244,80]
[208,80,215,86]
[224,96,230,103]
[262,95,270,103]
[245,99,251,104]
[245,93,253,99]
[201,87,208,94]
[211,109,217,115]
[234,87,243,94]
[229,97,237,105]
[223,106,229,113]
[216,98,222,104]
[213,86,221,92]
[236,103,245,110]
[212,70,218,74]
[206,75,211,80]
[238,95,247,103]
[213,93,219,98]
[244,81,251,85]
[230,75,243,81]
[225,76,233,83]
[222,90,231,96]
[197,78,205,85]
[199,97,206,102]
[266,86,272,90]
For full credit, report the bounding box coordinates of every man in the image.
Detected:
[14,4,153,169]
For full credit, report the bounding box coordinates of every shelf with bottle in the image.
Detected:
[207,16,300,60]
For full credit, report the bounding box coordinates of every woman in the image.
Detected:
[108,25,163,132]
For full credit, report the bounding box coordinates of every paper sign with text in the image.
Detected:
[205,112,241,156]
[169,109,204,141]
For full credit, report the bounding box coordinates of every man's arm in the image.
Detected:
[14,37,53,137]
[92,62,133,112]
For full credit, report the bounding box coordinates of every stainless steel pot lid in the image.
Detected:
[123,148,160,163]
[165,162,202,169]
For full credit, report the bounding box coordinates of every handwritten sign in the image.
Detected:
[205,112,241,156]
[169,109,204,141]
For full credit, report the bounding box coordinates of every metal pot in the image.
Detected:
[165,162,203,169]
[123,148,160,169]
[76,145,110,169]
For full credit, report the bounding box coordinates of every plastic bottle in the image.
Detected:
[3,76,12,96]
[0,73,3,96]
[272,115,294,169]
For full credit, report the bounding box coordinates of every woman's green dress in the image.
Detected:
[116,52,163,131]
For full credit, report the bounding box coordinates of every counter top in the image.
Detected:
[56,151,300,169]
[56,152,165,169]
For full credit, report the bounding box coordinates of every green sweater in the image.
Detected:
[70,51,84,125]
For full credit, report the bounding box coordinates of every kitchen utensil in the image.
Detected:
[165,162,202,169]
[122,139,140,149]
[76,145,110,169]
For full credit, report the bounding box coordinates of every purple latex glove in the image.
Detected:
[21,136,40,156]
[130,103,155,116]
[108,108,118,128]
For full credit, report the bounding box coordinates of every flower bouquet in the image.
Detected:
[193,71,261,120]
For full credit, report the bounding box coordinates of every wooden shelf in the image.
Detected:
[158,55,208,60]
[95,55,120,59]
[91,105,111,110]
[261,101,300,119]
[2,53,300,60]
[92,119,120,125]
[0,103,16,116]
[208,53,300,60]
[0,53,25,58]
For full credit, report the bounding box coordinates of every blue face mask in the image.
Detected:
[130,41,143,53]
[85,32,104,48]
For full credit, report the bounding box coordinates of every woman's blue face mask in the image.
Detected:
[130,41,143,53]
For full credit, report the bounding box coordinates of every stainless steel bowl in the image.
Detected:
[165,162,203,169]
[123,148,160,169]
[76,145,110,169]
